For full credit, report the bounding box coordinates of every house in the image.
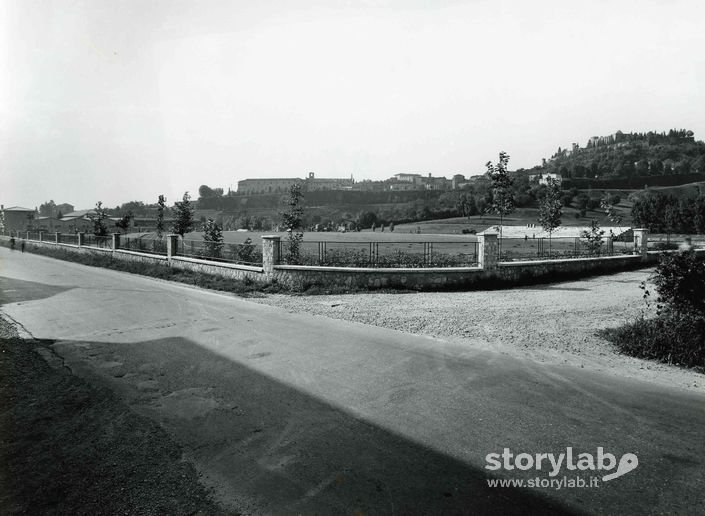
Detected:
[1,206,37,232]
[529,173,563,186]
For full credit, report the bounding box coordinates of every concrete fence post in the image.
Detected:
[166,234,179,265]
[55,232,61,244]
[111,233,121,250]
[26,231,30,240]
[39,231,43,242]
[633,228,648,260]
[261,235,281,277]
[77,232,85,246]
[478,233,498,270]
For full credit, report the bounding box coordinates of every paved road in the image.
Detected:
[1,247,704,515]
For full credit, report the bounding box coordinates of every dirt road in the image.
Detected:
[2,248,704,514]
[253,269,704,392]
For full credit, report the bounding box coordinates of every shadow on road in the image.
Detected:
[0,277,75,305]
[55,336,583,515]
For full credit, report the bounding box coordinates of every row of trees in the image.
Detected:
[485,152,627,255]
[89,193,195,237]
[631,192,705,235]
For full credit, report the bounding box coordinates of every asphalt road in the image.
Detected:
[1,247,704,515]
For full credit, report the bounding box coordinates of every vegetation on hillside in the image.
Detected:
[530,129,705,188]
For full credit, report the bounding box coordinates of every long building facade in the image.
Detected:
[237,172,354,195]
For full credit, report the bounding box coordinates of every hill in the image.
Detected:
[526,129,705,189]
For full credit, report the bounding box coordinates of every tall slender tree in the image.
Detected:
[485,151,514,256]
[172,192,195,237]
[538,177,563,256]
[91,201,109,237]
[202,217,223,258]
[156,194,167,238]
[281,183,304,264]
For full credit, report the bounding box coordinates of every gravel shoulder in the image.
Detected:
[253,269,704,393]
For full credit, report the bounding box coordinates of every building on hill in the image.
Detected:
[304,172,354,191]
[418,173,450,190]
[237,178,302,195]
[529,172,563,185]
[237,172,354,195]
[390,172,451,191]
[393,173,423,183]
[351,180,387,192]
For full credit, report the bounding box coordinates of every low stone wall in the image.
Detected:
[272,265,488,290]
[169,256,264,282]
[114,249,168,266]
[496,254,650,285]
[271,254,654,290]
[5,233,702,292]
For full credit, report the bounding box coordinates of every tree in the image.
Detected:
[582,220,605,255]
[664,204,680,243]
[537,177,562,255]
[281,183,304,264]
[456,193,478,219]
[90,201,109,236]
[202,218,224,258]
[198,185,216,198]
[156,194,167,238]
[172,192,195,237]
[485,151,514,252]
[39,200,57,217]
[115,212,133,233]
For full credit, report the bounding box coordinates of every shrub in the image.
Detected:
[600,312,705,370]
[652,251,705,315]
[600,251,705,370]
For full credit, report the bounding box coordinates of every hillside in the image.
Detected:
[528,129,705,189]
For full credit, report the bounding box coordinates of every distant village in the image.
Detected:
[236,171,489,194]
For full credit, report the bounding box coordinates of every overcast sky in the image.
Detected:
[2,0,704,210]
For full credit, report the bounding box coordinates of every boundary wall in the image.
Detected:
[3,229,699,291]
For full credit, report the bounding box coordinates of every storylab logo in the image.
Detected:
[485,447,638,489]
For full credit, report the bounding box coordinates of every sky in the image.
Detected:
[2,0,704,210]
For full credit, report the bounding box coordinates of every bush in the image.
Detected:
[600,251,705,370]
[600,312,705,370]
[652,251,705,314]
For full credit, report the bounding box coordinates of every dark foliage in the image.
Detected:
[601,251,705,370]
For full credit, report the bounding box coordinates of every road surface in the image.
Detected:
[1,247,703,515]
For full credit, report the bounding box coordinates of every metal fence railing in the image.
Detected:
[119,236,167,255]
[83,234,112,249]
[179,239,263,266]
[58,233,79,245]
[278,240,480,267]
[499,236,635,262]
